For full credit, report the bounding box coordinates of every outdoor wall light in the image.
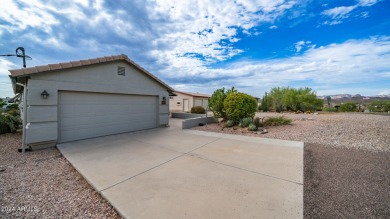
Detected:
[41,90,49,99]
[161,96,166,105]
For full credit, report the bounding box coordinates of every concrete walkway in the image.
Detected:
[57,119,303,219]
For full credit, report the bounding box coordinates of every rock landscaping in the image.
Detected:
[0,133,121,219]
[193,112,390,152]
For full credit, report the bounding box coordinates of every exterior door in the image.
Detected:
[183,99,189,112]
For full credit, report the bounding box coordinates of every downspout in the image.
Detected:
[16,82,27,153]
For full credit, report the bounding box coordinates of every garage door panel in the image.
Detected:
[60,105,155,116]
[194,99,202,107]
[60,109,155,120]
[60,121,156,142]
[59,114,156,130]
[59,91,158,143]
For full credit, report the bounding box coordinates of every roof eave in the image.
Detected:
[8,54,175,93]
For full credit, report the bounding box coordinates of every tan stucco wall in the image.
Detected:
[169,93,208,112]
[24,61,170,144]
[170,93,192,112]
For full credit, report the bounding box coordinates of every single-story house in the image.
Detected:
[9,54,175,150]
[169,91,210,112]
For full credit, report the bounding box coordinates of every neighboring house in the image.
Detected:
[170,91,210,112]
[9,54,175,148]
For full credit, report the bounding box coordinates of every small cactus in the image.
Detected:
[248,123,258,131]
[239,117,252,128]
[225,120,235,127]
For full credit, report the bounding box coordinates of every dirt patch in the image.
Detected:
[0,133,121,219]
[304,143,390,218]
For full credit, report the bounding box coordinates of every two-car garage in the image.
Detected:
[58,91,158,143]
[9,54,174,147]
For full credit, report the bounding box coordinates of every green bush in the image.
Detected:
[0,113,21,134]
[224,93,257,122]
[190,106,205,114]
[239,117,252,128]
[208,87,237,119]
[0,99,6,108]
[339,102,357,112]
[368,100,390,112]
[225,120,235,127]
[247,123,258,131]
[263,87,323,112]
[0,120,11,134]
[263,116,292,126]
[325,107,337,112]
[7,103,19,110]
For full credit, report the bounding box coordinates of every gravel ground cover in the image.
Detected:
[0,133,121,219]
[304,143,390,218]
[193,112,390,218]
[193,112,390,152]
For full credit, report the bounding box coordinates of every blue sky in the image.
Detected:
[1,0,389,98]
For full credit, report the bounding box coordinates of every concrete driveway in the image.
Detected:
[57,119,303,219]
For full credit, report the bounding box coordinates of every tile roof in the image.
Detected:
[175,91,210,98]
[9,54,174,92]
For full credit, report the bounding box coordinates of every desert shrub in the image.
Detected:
[263,87,323,112]
[239,117,252,128]
[224,93,257,122]
[263,116,292,126]
[247,123,258,131]
[368,100,390,112]
[0,113,21,134]
[208,87,237,119]
[253,117,264,127]
[0,99,6,108]
[0,119,11,134]
[191,106,205,114]
[7,103,19,110]
[339,102,358,112]
[225,120,235,127]
[325,107,337,112]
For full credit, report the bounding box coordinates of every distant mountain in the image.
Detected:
[317,94,390,103]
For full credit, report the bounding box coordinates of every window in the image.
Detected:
[169,97,173,100]
[117,66,126,76]
[177,102,181,106]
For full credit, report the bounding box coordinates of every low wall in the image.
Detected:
[182,117,218,129]
[171,112,206,119]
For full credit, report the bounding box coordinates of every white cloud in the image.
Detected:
[321,0,380,25]
[0,1,387,97]
[0,0,60,33]
[165,36,390,96]
[358,0,380,7]
[0,58,16,75]
[1,0,296,71]
[377,90,390,96]
[145,0,297,72]
[322,5,357,19]
[294,41,314,52]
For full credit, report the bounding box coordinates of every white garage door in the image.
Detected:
[58,91,158,143]
[194,98,208,109]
